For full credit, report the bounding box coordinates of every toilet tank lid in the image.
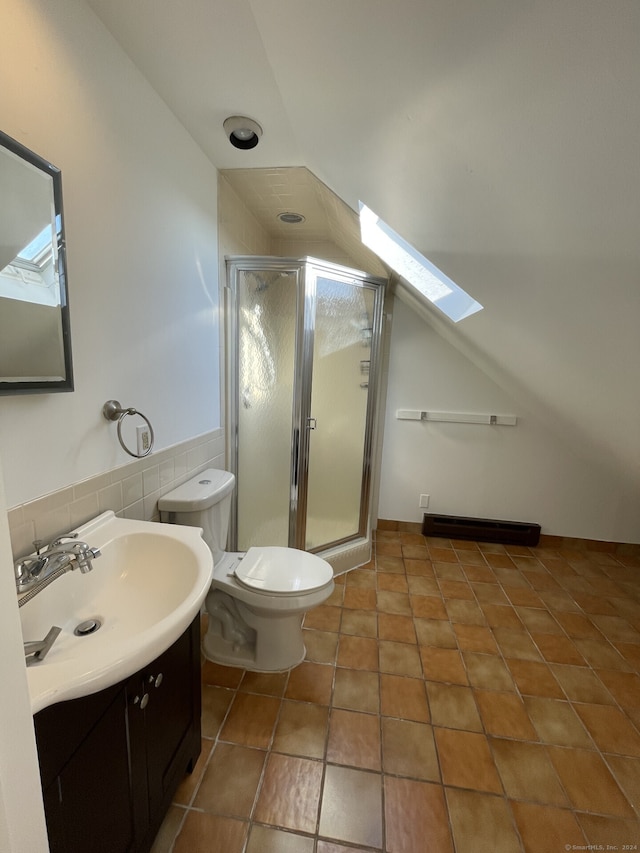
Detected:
[158,469,235,513]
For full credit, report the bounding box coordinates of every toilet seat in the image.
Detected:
[233,546,333,595]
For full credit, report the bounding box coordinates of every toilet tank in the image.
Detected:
[158,469,235,564]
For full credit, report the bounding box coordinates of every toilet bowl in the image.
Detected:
[158,469,334,671]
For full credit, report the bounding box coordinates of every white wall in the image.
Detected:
[0,0,222,848]
[0,461,48,853]
[379,297,640,543]
[0,0,221,509]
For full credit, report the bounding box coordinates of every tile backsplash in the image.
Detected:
[7,429,225,559]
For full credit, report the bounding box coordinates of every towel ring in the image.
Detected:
[102,399,155,458]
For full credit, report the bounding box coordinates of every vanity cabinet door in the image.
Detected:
[136,616,202,843]
[37,685,137,853]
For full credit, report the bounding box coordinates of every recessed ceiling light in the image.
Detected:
[278,212,305,224]
[223,116,263,150]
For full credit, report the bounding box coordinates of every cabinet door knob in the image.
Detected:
[148,673,163,688]
[140,692,149,710]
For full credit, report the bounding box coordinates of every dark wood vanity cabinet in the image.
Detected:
[34,616,201,853]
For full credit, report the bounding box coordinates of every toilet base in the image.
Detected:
[203,588,308,671]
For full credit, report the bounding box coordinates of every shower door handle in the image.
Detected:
[306,417,317,430]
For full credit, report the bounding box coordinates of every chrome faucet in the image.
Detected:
[15,532,101,607]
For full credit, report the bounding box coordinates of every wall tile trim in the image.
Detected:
[8,429,225,559]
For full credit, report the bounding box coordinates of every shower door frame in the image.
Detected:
[226,255,386,556]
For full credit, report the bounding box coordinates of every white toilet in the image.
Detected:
[158,468,335,671]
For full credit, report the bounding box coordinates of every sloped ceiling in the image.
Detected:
[86,0,640,492]
[220,167,387,277]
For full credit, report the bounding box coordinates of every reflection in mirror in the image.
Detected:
[0,130,73,394]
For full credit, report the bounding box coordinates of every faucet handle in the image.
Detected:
[48,532,79,549]
[15,555,47,582]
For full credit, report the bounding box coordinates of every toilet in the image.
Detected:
[158,468,335,671]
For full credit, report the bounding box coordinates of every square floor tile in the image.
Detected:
[474,690,538,740]
[272,700,329,759]
[434,728,502,794]
[327,709,381,771]
[172,812,248,853]
[548,747,635,817]
[531,633,586,665]
[492,627,542,661]
[377,590,412,615]
[385,776,453,853]
[381,718,439,781]
[505,659,565,699]
[549,664,616,704]
[446,788,522,853]
[426,682,483,732]
[523,696,595,748]
[510,801,586,853]
[245,825,315,853]
[596,669,640,708]
[303,629,339,664]
[333,668,380,714]
[380,673,430,722]
[193,743,265,818]
[219,693,280,748]
[414,617,457,649]
[420,647,467,685]
[490,738,568,806]
[254,753,324,833]
[285,661,334,704]
[378,612,417,644]
[377,572,409,592]
[337,634,379,670]
[463,652,515,691]
[604,755,640,819]
[339,609,378,638]
[409,594,448,620]
[577,814,640,847]
[573,703,640,756]
[453,623,498,654]
[379,640,422,677]
[319,765,382,848]
[343,587,377,611]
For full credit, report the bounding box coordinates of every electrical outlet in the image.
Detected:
[136,424,151,455]
[419,494,430,508]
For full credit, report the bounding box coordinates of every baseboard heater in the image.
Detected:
[422,513,541,547]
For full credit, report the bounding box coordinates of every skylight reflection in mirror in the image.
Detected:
[359,203,482,322]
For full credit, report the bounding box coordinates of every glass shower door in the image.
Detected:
[234,265,301,549]
[304,272,377,550]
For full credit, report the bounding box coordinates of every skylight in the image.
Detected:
[359,202,483,323]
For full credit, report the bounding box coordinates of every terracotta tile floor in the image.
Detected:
[151,530,640,852]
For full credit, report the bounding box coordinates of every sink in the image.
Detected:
[19,510,213,713]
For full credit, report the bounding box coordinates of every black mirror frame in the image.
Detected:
[0,130,73,395]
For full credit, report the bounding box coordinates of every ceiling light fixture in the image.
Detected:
[278,212,305,224]
[223,116,263,150]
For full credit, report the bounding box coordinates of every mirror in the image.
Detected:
[0,130,73,394]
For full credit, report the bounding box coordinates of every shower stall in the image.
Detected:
[226,256,386,569]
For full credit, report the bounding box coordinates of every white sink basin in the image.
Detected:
[19,511,213,714]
